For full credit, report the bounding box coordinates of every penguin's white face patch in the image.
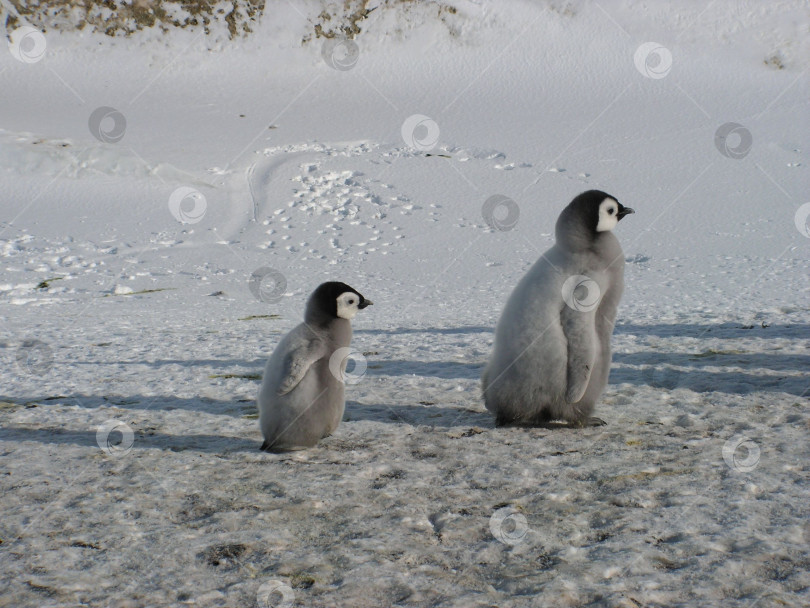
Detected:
[336,292,361,320]
[596,198,620,232]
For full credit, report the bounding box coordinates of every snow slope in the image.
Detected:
[1,1,809,606]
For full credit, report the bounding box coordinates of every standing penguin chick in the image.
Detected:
[258,281,372,451]
[482,190,634,427]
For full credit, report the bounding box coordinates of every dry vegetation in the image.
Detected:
[1,0,464,41]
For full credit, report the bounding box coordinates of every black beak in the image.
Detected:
[617,205,635,220]
[358,298,373,309]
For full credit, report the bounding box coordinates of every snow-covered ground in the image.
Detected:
[1,1,809,606]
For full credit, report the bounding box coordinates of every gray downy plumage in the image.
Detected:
[482,190,634,426]
[258,281,372,451]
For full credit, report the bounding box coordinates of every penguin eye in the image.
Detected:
[347,298,355,305]
[608,207,615,215]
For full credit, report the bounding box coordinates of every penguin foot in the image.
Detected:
[582,416,607,427]
[260,440,301,453]
[534,417,607,429]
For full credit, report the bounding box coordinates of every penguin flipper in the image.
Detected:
[561,308,597,403]
[277,339,327,395]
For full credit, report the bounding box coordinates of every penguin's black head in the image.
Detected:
[566,190,634,235]
[306,281,372,323]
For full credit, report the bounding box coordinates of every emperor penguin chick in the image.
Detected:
[482,190,634,427]
[258,281,372,451]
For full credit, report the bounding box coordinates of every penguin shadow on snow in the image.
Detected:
[614,322,810,340]
[609,352,810,396]
[611,322,810,395]
[354,325,492,336]
[0,425,259,453]
[0,393,254,418]
[344,400,492,428]
[364,359,483,380]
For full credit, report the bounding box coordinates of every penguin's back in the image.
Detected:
[483,240,624,424]
[483,245,571,421]
[258,323,347,450]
